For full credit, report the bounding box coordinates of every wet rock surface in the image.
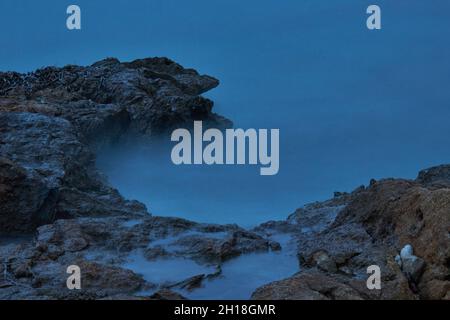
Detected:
[0,57,231,234]
[0,216,277,299]
[252,174,450,300]
[0,57,249,299]
[0,112,146,233]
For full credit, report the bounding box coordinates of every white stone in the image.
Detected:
[400,244,413,259]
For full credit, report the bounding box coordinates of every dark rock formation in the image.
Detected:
[0,57,249,299]
[0,57,231,234]
[252,270,366,300]
[417,164,450,187]
[148,289,187,300]
[252,170,450,300]
[0,112,146,233]
[0,57,230,142]
[0,215,277,299]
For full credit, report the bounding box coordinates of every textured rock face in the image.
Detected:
[253,170,450,300]
[417,165,450,187]
[0,57,258,299]
[0,57,231,234]
[252,270,366,300]
[0,112,147,233]
[0,57,230,141]
[0,215,277,299]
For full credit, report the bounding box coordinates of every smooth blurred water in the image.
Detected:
[2,0,450,225]
[123,252,217,285]
[180,233,299,300]
[121,233,299,299]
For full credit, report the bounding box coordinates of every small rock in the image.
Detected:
[13,263,32,278]
[170,274,205,291]
[313,251,338,273]
[149,289,187,300]
[398,244,426,283]
[400,244,414,259]
[64,237,89,252]
[402,256,426,283]
[269,241,282,251]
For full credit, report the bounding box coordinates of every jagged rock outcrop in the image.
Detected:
[0,57,231,234]
[252,169,450,300]
[417,164,450,188]
[0,57,230,142]
[0,112,147,233]
[0,57,250,299]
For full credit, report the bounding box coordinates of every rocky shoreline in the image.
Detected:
[0,57,449,299]
[253,168,450,299]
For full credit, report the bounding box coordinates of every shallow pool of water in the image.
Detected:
[181,233,298,299]
[121,233,299,299]
[123,252,217,286]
